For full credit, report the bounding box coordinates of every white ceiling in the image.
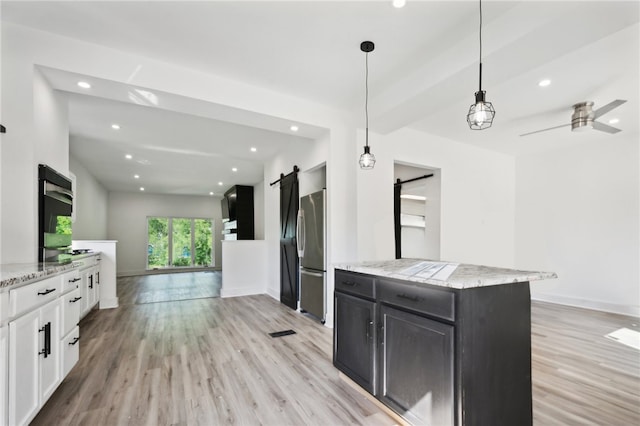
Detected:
[2,0,638,196]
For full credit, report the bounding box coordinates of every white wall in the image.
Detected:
[108,192,222,276]
[516,135,640,316]
[253,181,265,239]
[358,127,516,268]
[69,154,108,240]
[0,26,70,263]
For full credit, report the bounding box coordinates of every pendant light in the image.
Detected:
[467,0,495,130]
[359,41,376,170]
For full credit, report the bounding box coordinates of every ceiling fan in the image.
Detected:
[520,99,627,137]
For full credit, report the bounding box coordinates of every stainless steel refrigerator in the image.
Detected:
[297,189,326,323]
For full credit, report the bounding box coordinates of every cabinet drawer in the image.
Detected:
[61,288,81,336]
[378,279,455,322]
[61,269,81,294]
[335,270,375,299]
[9,276,60,318]
[61,326,80,377]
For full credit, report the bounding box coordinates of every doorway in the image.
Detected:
[394,163,441,260]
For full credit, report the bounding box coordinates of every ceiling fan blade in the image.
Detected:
[593,99,627,119]
[520,124,570,137]
[592,121,621,134]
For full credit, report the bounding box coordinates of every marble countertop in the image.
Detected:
[0,253,100,290]
[334,259,557,290]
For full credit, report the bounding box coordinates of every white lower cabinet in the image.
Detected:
[80,263,100,319]
[60,287,81,377]
[8,297,61,426]
[0,326,7,425]
[61,326,80,377]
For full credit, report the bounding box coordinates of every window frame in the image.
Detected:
[146,216,214,270]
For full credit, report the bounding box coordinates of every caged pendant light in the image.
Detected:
[359,41,376,170]
[467,0,495,130]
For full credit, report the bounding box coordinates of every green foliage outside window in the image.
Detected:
[195,219,212,266]
[148,217,169,268]
[147,216,212,269]
[56,216,72,235]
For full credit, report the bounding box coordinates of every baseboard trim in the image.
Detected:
[531,293,640,318]
[99,297,119,309]
[221,285,265,298]
[265,287,279,301]
[117,267,221,278]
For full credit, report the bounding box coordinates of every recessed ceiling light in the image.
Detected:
[290,125,299,132]
[250,147,257,152]
[608,118,620,124]
[392,0,406,8]
[140,187,145,191]
[232,167,238,172]
[538,79,551,87]
[209,192,214,196]
[111,124,120,130]
[77,81,91,89]
[218,181,223,186]
[134,174,140,179]
[125,154,133,160]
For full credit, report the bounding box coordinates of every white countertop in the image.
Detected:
[335,258,557,289]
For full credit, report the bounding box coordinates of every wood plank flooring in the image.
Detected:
[31,274,640,425]
[31,273,391,426]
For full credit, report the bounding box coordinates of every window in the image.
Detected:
[147,217,213,269]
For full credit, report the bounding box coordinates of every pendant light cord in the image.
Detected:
[478,0,483,91]
[365,50,370,148]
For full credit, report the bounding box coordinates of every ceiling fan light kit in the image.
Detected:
[571,101,595,132]
[520,99,627,137]
[359,40,376,170]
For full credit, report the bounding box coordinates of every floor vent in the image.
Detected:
[269,329,296,338]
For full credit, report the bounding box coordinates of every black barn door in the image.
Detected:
[280,171,299,309]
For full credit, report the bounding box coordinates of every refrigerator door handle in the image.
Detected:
[296,209,305,258]
[300,269,324,278]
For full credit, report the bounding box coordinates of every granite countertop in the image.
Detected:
[335,258,557,290]
[0,252,100,290]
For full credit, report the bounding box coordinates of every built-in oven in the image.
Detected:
[38,164,73,263]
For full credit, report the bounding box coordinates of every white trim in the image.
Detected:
[99,297,119,309]
[532,293,640,318]
[220,286,265,298]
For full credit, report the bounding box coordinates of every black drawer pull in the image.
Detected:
[70,296,82,303]
[37,288,56,296]
[342,281,358,287]
[68,277,81,283]
[396,293,421,302]
[69,336,80,346]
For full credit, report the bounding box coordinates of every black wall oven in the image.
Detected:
[38,164,73,263]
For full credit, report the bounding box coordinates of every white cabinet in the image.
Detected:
[78,256,101,319]
[39,299,61,403]
[0,326,7,425]
[8,308,39,426]
[60,288,81,377]
[8,297,61,426]
[61,326,80,377]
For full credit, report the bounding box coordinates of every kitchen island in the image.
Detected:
[333,259,556,426]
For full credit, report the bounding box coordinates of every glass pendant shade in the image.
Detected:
[467,90,495,130]
[359,145,376,169]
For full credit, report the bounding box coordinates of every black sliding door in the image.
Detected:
[280,171,299,309]
[394,179,402,259]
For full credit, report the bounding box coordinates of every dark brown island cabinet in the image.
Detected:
[333,259,556,426]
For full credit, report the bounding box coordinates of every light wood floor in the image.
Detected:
[31,274,639,425]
